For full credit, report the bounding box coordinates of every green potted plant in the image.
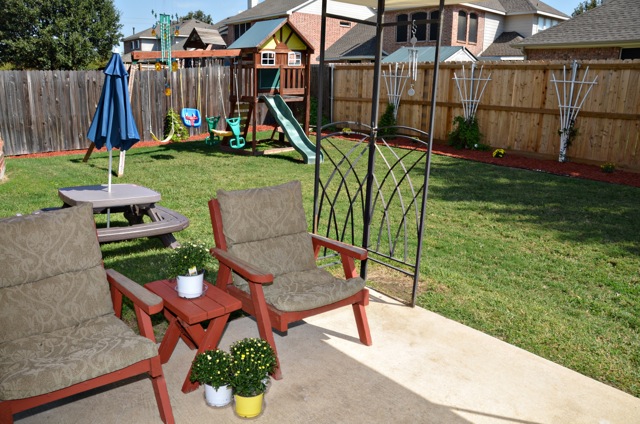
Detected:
[229,338,277,418]
[190,349,233,407]
[169,241,211,298]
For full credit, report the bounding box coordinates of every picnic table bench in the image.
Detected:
[57,184,189,248]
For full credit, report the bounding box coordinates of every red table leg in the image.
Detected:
[180,314,231,393]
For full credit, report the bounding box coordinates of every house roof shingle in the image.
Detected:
[515,0,640,48]
[324,20,377,61]
[480,31,524,57]
[216,0,310,27]
[470,0,568,17]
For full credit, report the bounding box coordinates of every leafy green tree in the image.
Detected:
[179,10,214,25]
[0,0,122,70]
[572,0,603,17]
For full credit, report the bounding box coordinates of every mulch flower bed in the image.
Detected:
[430,142,640,188]
[11,128,640,188]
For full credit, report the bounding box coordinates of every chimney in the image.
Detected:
[247,0,259,9]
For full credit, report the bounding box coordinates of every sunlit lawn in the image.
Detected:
[1,137,638,398]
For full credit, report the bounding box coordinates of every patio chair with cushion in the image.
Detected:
[0,204,174,423]
[208,180,372,379]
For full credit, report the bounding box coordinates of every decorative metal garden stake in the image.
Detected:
[551,60,598,162]
[453,62,491,122]
[382,63,409,119]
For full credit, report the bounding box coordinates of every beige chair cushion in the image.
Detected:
[0,315,158,399]
[234,268,366,312]
[0,204,113,343]
[217,180,316,275]
[217,181,366,312]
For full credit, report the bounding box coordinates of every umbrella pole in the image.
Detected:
[107,151,112,228]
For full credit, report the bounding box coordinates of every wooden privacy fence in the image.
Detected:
[0,65,230,156]
[331,60,640,171]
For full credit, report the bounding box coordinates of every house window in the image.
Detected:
[130,40,140,50]
[234,22,251,40]
[261,51,275,66]
[339,21,351,28]
[412,12,427,41]
[288,52,301,66]
[621,48,640,60]
[469,13,478,43]
[457,11,467,42]
[429,11,440,41]
[396,14,408,43]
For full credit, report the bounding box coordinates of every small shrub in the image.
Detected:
[164,108,189,142]
[600,162,615,173]
[448,115,482,149]
[378,103,397,136]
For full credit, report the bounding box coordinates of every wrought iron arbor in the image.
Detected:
[313,0,452,306]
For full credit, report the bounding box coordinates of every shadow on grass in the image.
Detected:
[428,156,640,254]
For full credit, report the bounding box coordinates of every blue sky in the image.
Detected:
[113,0,576,47]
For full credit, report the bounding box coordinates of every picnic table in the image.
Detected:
[57,184,189,248]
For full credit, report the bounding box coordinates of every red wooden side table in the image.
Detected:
[144,279,242,393]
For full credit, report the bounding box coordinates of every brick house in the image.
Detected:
[513,0,640,60]
[324,0,569,62]
[121,19,224,58]
[215,0,374,63]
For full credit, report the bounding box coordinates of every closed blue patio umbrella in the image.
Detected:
[87,52,140,193]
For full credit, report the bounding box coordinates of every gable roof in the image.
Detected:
[217,0,310,26]
[480,32,524,58]
[183,28,226,50]
[122,19,218,42]
[466,0,568,18]
[324,20,377,61]
[227,18,314,52]
[515,0,640,48]
[383,46,477,63]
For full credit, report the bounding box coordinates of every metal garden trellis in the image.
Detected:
[453,62,491,122]
[551,60,598,162]
[382,63,409,119]
[314,0,481,307]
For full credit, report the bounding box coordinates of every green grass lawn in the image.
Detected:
[1,138,638,398]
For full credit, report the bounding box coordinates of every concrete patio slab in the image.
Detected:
[15,290,640,423]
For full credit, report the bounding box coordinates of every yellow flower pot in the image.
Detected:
[234,393,264,418]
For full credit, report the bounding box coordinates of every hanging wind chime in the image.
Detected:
[407,20,419,97]
[381,20,420,120]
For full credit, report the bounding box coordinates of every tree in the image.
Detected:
[0,0,122,70]
[179,10,214,25]
[572,0,603,17]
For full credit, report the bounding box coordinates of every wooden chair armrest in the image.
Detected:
[211,248,274,284]
[106,269,163,315]
[311,234,368,260]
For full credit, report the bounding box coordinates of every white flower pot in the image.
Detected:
[176,272,204,298]
[204,384,233,407]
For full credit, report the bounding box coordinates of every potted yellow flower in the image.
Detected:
[229,338,277,418]
[189,349,233,407]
